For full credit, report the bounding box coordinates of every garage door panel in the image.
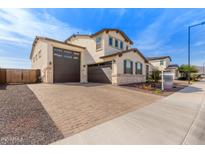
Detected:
[88,62,112,83]
[53,48,80,83]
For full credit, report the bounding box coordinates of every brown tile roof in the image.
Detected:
[147,56,172,61]
[100,48,148,63]
[65,28,133,45]
[30,36,85,59]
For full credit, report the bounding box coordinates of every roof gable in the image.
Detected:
[65,28,133,45]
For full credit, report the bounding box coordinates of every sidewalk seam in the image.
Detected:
[181,88,205,144]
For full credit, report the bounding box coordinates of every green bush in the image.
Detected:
[178,76,187,80]
[149,70,161,83]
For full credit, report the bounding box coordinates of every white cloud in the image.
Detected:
[0,8,89,68]
[0,9,89,45]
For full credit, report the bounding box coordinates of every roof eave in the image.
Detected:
[30,36,85,59]
[100,48,148,63]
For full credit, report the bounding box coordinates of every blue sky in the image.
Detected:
[0,8,205,68]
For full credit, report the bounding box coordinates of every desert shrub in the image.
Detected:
[154,89,161,94]
[179,74,200,81]
[178,64,198,80]
[191,74,200,81]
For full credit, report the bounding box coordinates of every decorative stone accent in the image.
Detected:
[113,74,146,85]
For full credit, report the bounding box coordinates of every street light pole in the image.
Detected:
[187,21,205,84]
[188,26,191,84]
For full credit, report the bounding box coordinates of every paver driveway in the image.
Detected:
[53,80,205,145]
[28,83,162,138]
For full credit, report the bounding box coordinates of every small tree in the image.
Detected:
[149,69,161,83]
[178,64,198,80]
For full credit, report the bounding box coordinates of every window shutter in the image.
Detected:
[140,63,143,74]
[131,61,133,74]
[124,60,126,74]
[135,63,137,74]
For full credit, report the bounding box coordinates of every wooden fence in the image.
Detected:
[0,68,40,84]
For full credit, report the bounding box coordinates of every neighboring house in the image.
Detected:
[30,28,150,85]
[166,64,180,79]
[147,56,179,79]
[147,56,172,71]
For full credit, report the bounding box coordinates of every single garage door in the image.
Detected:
[53,47,80,83]
[88,61,112,83]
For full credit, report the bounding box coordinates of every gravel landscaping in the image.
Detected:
[121,80,188,96]
[0,84,64,145]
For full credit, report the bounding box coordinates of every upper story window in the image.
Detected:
[160,60,164,65]
[115,39,118,48]
[124,60,133,74]
[135,62,143,74]
[96,36,102,50]
[120,41,123,50]
[109,37,113,46]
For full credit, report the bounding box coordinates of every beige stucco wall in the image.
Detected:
[31,40,49,82]
[103,31,131,55]
[67,36,104,64]
[149,58,171,71]
[67,31,132,64]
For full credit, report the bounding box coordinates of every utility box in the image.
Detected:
[163,72,174,90]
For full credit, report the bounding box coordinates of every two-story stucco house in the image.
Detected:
[147,56,179,79]
[30,28,149,85]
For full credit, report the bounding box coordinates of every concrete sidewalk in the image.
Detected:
[53,80,205,145]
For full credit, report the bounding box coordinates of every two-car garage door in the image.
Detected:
[88,61,112,83]
[53,48,80,83]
